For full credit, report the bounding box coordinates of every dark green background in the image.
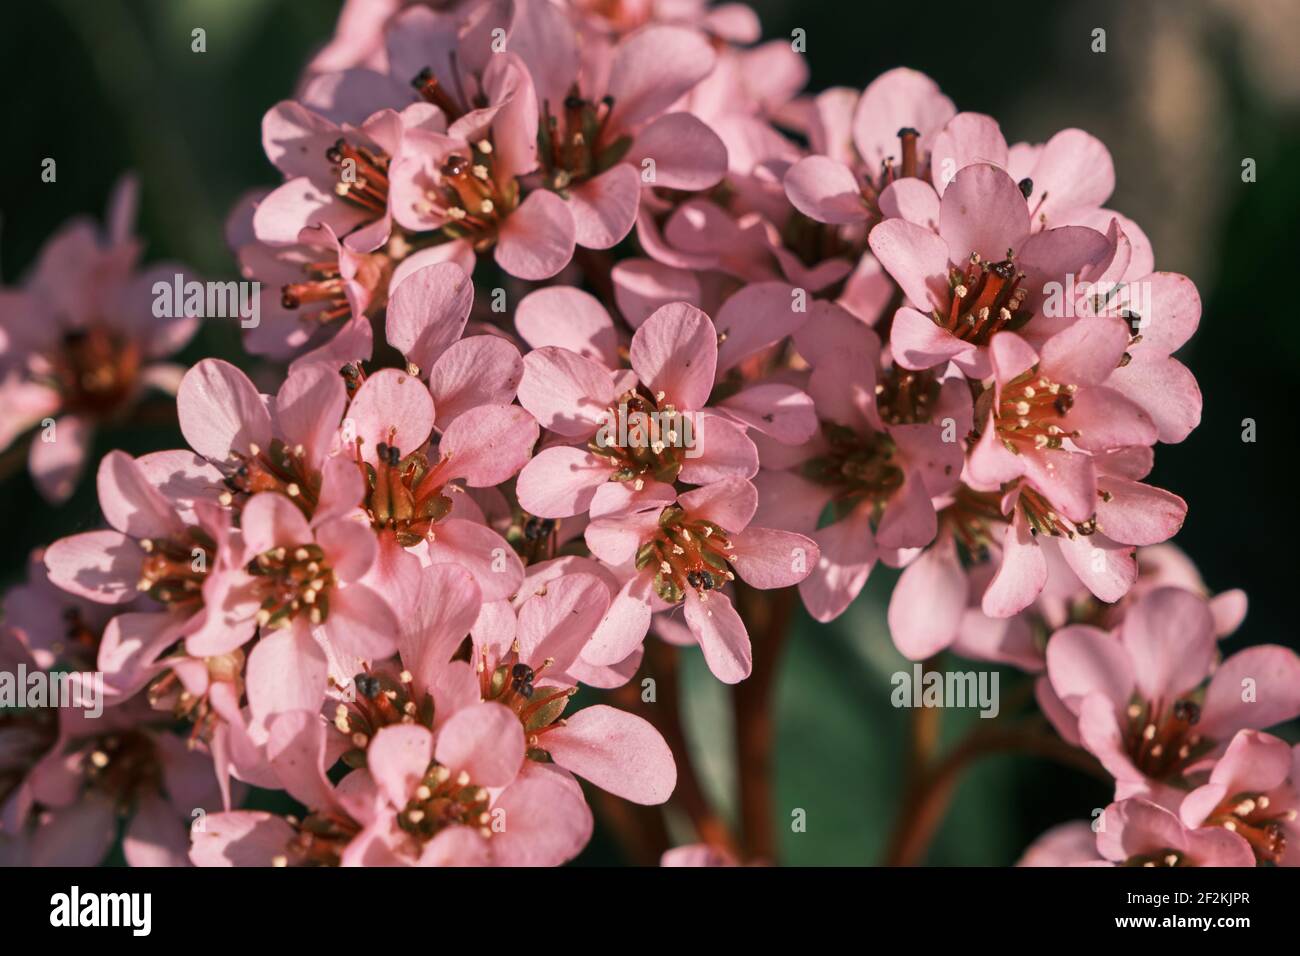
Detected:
[1,0,1295,865]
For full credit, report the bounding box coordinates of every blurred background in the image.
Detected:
[2,0,1297,864]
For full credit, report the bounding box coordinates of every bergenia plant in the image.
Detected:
[0,0,1291,880]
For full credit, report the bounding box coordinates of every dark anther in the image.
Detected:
[355,673,382,699]
[991,259,1017,279]
[564,95,584,110]
[518,682,534,699]
[1054,394,1075,415]
[281,286,299,309]
[442,154,469,177]
[1172,699,1201,725]
[897,127,920,139]
[1018,177,1034,199]
[523,516,555,541]
[511,663,534,682]
[411,67,434,89]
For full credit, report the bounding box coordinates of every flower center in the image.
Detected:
[876,366,941,425]
[397,763,493,844]
[326,139,390,216]
[538,94,630,190]
[635,505,736,603]
[419,142,520,248]
[248,543,336,628]
[333,669,430,761]
[82,730,162,809]
[136,530,216,609]
[359,441,454,547]
[991,369,1078,453]
[1123,848,1185,867]
[47,327,141,417]
[478,643,578,758]
[856,127,925,219]
[224,440,323,517]
[933,253,1030,345]
[1206,792,1293,864]
[1123,697,1212,784]
[590,389,693,485]
[801,421,904,512]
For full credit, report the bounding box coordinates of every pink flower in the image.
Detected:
[516,295,811,519]
[581,477,818,683]
[227,202,389,363]
[1041,587,1300,807]
[783,68,955,227]
[0,177,199,501]
[869,164,1116,380]
[1094,799,1255,867]
[510,13,727,251]
[957,320,1188,617]
[43,451,235,680]
[755,309,965,623]
[1180,730,1299,866]
[341,365,537,599]
[255,97,443,252]
[9,698,221,866]
[176,358,364,523]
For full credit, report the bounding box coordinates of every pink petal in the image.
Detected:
[386,261,473,373]
[246,625,329,731]
[1095,476,1186,546]
[1055,533,1137,603]
[938,163,1030,263]
[981,512,1047,618]
[517,347,617,437]
[887,534,967,659]
[43,531,140,604]
[867,219,949,312]
[178,359,272,461]
[96,450,184,540]
[345,367,435,465]
[684,590,751,683]
[515,287,619,365]
[729,527,818,589]
[568,164,641,249]
[611,259,701,329]
[1046,624,1133,712]
[1199,646,1300,741]
[543,705,676,804]
[29,414,93,504]
[426,518,524,602]
[436,404,538,486]
[799,502,877,623]
[583,574,655,666]
[516,446,611,518]
[1107,353,1201,444]
[434,701,525,787]
[606,26,716,132]
[368,724,434,807]
[630,112,728,191]
[276,363,348,471]
[929,112,1008,194]
[428,335,524,430]
[494,190,576,280]
[784,155,868,224]
[189,811,294,866]
[629,302,717,411]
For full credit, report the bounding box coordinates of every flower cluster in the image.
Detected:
[2,0,1293,868]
